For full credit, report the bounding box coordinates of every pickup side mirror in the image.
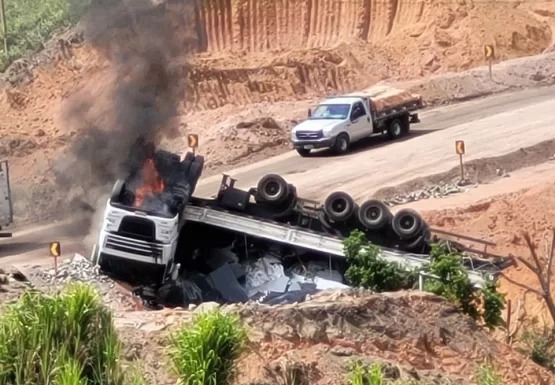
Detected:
[307,108,312,118]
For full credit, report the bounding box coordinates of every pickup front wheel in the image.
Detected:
[333,133,350,154]
[296,148,311,157]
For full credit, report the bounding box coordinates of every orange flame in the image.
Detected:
[133,158,165,207]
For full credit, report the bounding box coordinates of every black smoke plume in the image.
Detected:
[54,0,192,213]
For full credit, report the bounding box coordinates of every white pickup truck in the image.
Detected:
[0,160,13,238]
[291,85,424,156]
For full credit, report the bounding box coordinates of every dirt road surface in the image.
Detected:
[2,85,555,265]
[196,85,555,201]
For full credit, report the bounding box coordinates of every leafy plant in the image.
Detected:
[344,230,415,292]
[347,361,383,385]
[425,244,480,319]
[168,308,248,385]
[480,278,505,329]
[342,232,505,329]
[0,283,124,385]
[425,243,505,328]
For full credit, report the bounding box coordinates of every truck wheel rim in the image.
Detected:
[393,122,401,136]
[331,198,347,214]
[400,215,415,231]
[366,206,381,222]
[265,181,281,198]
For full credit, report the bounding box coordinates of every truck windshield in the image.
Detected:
[309,104,350,119]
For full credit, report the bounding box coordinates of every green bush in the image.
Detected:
[0,283,124,385]
[520,320,555,372]
[425,243,505,328]
[344,230,416,292]
[342,231,505,329]
[168,308,248,385]
[0,0,90,72]
[425,244,481,319]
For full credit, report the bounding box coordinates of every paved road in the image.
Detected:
[196,85,555,202]
[0,218,90,265]
[3,85,555,264]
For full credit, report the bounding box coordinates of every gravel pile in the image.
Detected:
[35,254,112,285]
[27,254,138,311]
[383,181,474,207]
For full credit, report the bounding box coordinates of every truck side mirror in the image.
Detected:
[307,108,312,117]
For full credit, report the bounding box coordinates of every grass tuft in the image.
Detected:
[0,282,124,385]
[168,308,248,385]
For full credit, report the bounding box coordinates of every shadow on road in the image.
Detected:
[306,128,440,158]
[0,241,48,258]
[0,216,93,260]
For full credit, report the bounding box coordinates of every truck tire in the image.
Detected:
[183,152,194,162]
[387,119,404,140]
[188,163,203,189]
[358,199,392,231]
[256,174,290,205]
[110,179,126,202]
[392,208,424,240]
[324,191,356,222]
[333,133,350,155]
[296,148,311,157]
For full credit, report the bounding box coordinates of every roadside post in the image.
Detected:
[187,134,199,156]
[0,0,7,54]
[49,241,61,275]
[455,140,465,181]
[484,44,494,80]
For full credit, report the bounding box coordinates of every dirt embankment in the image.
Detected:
[420,181,555,331]
[115,290,555,385]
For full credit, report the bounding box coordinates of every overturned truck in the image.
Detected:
[95,143,511,306]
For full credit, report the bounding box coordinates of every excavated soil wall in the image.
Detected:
[159,0,555,108]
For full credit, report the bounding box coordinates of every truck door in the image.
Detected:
[348,101,368,140]
[0,161,13,227]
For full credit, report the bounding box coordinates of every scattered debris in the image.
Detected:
[35,254,111,285]
[383,181,473,206]
[136,246,352,309]
[15,254,137,311]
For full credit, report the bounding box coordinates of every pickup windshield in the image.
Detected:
[309,104,350,120]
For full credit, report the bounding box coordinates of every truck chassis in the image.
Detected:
[96,153,512,299]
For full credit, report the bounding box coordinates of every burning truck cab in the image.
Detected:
[96,141,204,283]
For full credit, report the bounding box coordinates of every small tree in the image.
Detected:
[501,229,555,371]
[425,242,505,328]
[343,230,414,292]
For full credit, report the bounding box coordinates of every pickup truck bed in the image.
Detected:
[345,85,423,120]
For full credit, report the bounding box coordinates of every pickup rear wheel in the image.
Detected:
[333,133,350,154]
[387,119,404,140]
